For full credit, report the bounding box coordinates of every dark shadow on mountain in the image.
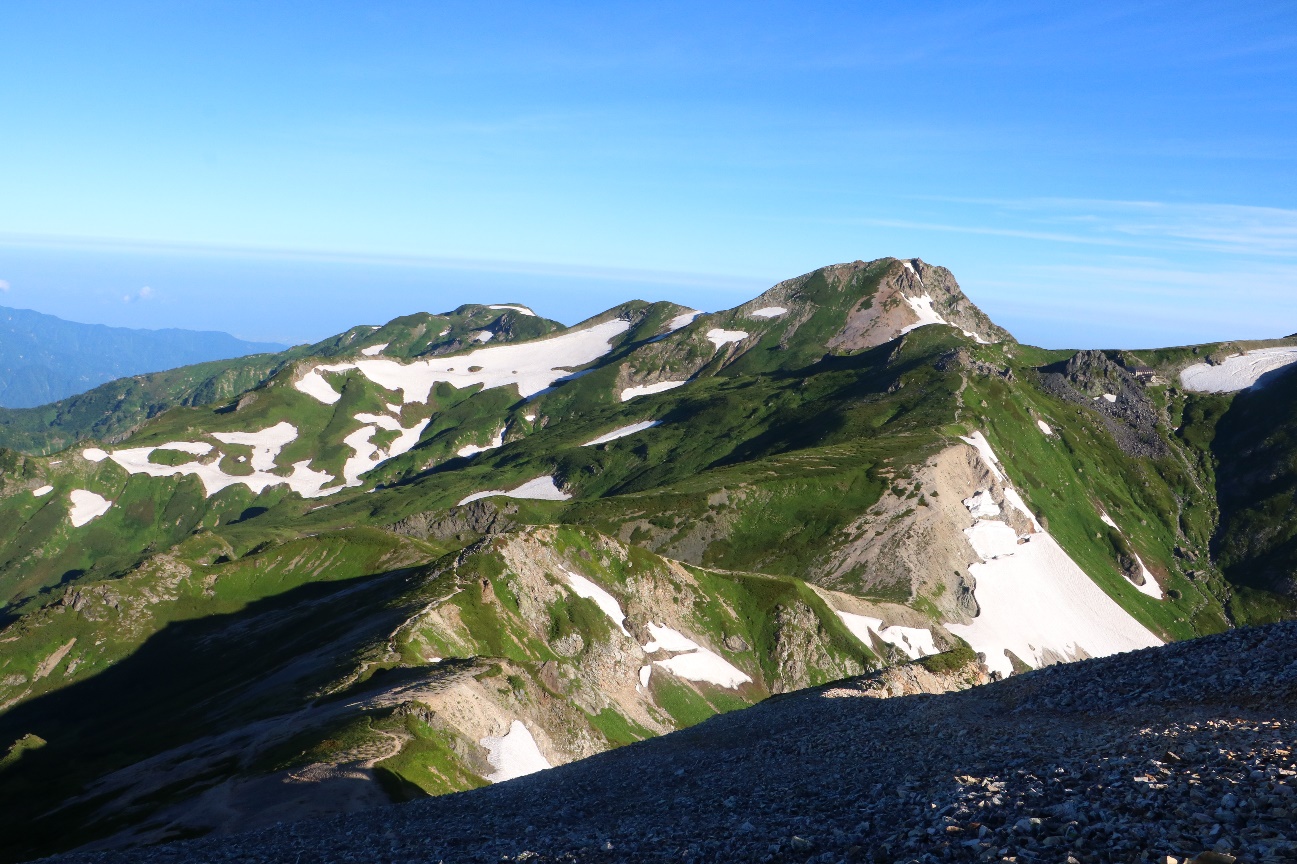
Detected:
[0,564,436,862]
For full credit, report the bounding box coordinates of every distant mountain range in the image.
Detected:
[0,305,286,409]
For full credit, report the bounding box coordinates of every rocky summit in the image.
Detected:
[1,258,1296,861]
[48,620,1297,864]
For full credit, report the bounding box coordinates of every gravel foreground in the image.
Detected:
[48,622,1297,864]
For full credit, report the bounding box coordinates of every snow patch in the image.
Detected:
[835,611,939,660]
[82,448,108,463]
[1102,393,1117,403]
[294,363,357,404]
[947,433,1162,677]
[665,311,700,332]
[32,485,53,497]
[298,319,629,404]
[474,331,494,343]
[524,413,536,422]
[638,665,652,688]
[1036,420,1054,436]
[1180,347,1297,393]
[621,380,687,401]
[68,490,111,527]
[706,329,748,350]
[456,475,570,506]
[457,427,505,458]
[962,490,1001,519]
[899,294,947,334]
[750,306,787,318]
[488,304,536,317]
[641,623,751,689]
[361,343,388,356]
[560,568,630,636]
[213,423,299,472]
[480,720,551,783]
[1098,511,1164,600]
[583,420,660,446]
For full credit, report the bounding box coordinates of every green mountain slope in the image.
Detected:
[0,257,1293,859]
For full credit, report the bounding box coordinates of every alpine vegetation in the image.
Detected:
[0,258,1294,862]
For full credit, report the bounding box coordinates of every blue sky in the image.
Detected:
[0,1,1294,347]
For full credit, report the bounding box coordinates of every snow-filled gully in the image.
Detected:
[944,432,1162,678]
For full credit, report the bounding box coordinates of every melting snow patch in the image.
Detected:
[1102,393,1117,403]
[665,311,700,332]
[620,380,687,402]
[480,721,551,783]
[835,611,939,660]
[641,623,750,689]
[750,306,787,318]
[1036,420,1054,436]
[642,623,700,653]
[32,485,53,497]
[294,363,357,405]
[1098,511,1164,600]
[82,448,109,463]
[964,520,1023,560]
[963,490,1001,519]
[457,427,505,458]
[524,413,536,422]
[560,567,630,636]
[899,294,947,334]
[1180,347,1297,393]
[706,329,748,349]
[639,665,652,688]
[654,651,752,689]
[488,304,537,317]
[298,319,629,404]
[474,331,494,343]
[68,490,111,527]
[361,343,388,356]
[456,475,570,506]
[583,421,660,446]
[213,423,299,471]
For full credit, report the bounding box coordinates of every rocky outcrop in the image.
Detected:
[1037,350,1169,458]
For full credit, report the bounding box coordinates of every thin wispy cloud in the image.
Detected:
[0,279,9,293]
[122,285,154,303]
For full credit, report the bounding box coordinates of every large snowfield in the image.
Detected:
[295,319,631,404]
[1180,346,1297,393]
[945,433,1163,678]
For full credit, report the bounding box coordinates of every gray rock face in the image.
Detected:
[51,621,1297,864]
[1037,350,1169,458]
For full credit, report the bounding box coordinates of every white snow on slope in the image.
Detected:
[1037,420,1054,436]
[480,721,551,783]
[900,295,947,334]
[213,423,299,471]
[560,567,630,636]
[1180,347,1297,393]
[456,475,570,506]
[750,306,787,318]
[294,363,358,405]
[361,343,388,356]
[642,623,702,653]
[583,421,660,446]
[1098,511,1164,600]
[620,380,687,402]
[68,490,111,526]
[32,485,53,497]
[639,665,652,688]
[488,304,537,317]
[99,424,339,499]
[1102,393,1117,403]
[298,319,630,404]
[640,623,751,689]
[82,448,108,463]
[835,611,939,660]
[457,427,505,458]
[665,311,700,332]
[654,651,752,689]
[947,433,1163,678]
[962,490,1001,519]
[474,331,494,343]
[707,329,748,350]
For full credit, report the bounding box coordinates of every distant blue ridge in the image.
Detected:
[0,305,287,409]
